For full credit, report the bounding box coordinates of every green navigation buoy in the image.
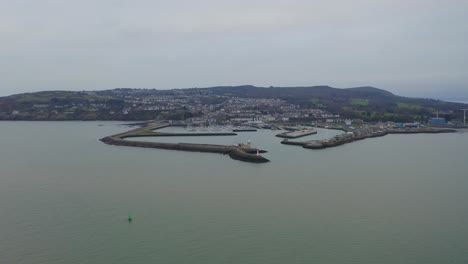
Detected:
[128,215,132,222]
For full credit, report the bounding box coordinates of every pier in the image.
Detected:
[232,129,257,132]
[276,128,317,139]
[100,123,270,163]
[282,127,457,149]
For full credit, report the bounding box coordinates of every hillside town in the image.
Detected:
[1,87,467,129]
[0,89,338,123]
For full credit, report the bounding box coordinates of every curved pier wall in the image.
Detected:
[101,137,230,153]
[100,136,270,163]
[228,148,270,163]
[123,132,237,138]
[282,128,456,150]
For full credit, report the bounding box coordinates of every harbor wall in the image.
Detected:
[123,132,237,138]
[282,128,456,150]
[101,136,269,163]
[276,129,317,139]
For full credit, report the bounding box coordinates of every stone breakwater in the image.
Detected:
[100,123,269,163]
[282,127,457,149]
[276,128,317,139]
[124,132,237,138]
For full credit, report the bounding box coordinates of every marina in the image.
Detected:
[100,123,270,163]
[102,122,459,162]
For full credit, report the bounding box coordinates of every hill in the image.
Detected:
[0,86,466,122]
[184,85,467,122]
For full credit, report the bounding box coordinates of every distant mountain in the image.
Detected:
[191,85,396,101]
[0,86,467,122]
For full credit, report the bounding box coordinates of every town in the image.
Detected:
[1,87,467,129]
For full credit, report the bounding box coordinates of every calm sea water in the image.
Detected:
[1,121,468,264]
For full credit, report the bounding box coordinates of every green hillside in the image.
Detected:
[192,85,467,122]
[0,86,466,122]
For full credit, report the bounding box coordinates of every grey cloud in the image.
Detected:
[0,0,467,99]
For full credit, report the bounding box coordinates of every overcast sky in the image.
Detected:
[1,0,467,99]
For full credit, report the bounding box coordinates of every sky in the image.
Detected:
[1,0,467,100]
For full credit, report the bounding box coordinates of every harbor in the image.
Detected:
[100,123,270,163]
[102,122,460,162]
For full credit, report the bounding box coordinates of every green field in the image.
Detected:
[309,98,325,108]
[350,99,369,106]
[397,102,422,110]
[14,91,102,103]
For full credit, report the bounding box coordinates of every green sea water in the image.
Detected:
[1,121,467,264]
